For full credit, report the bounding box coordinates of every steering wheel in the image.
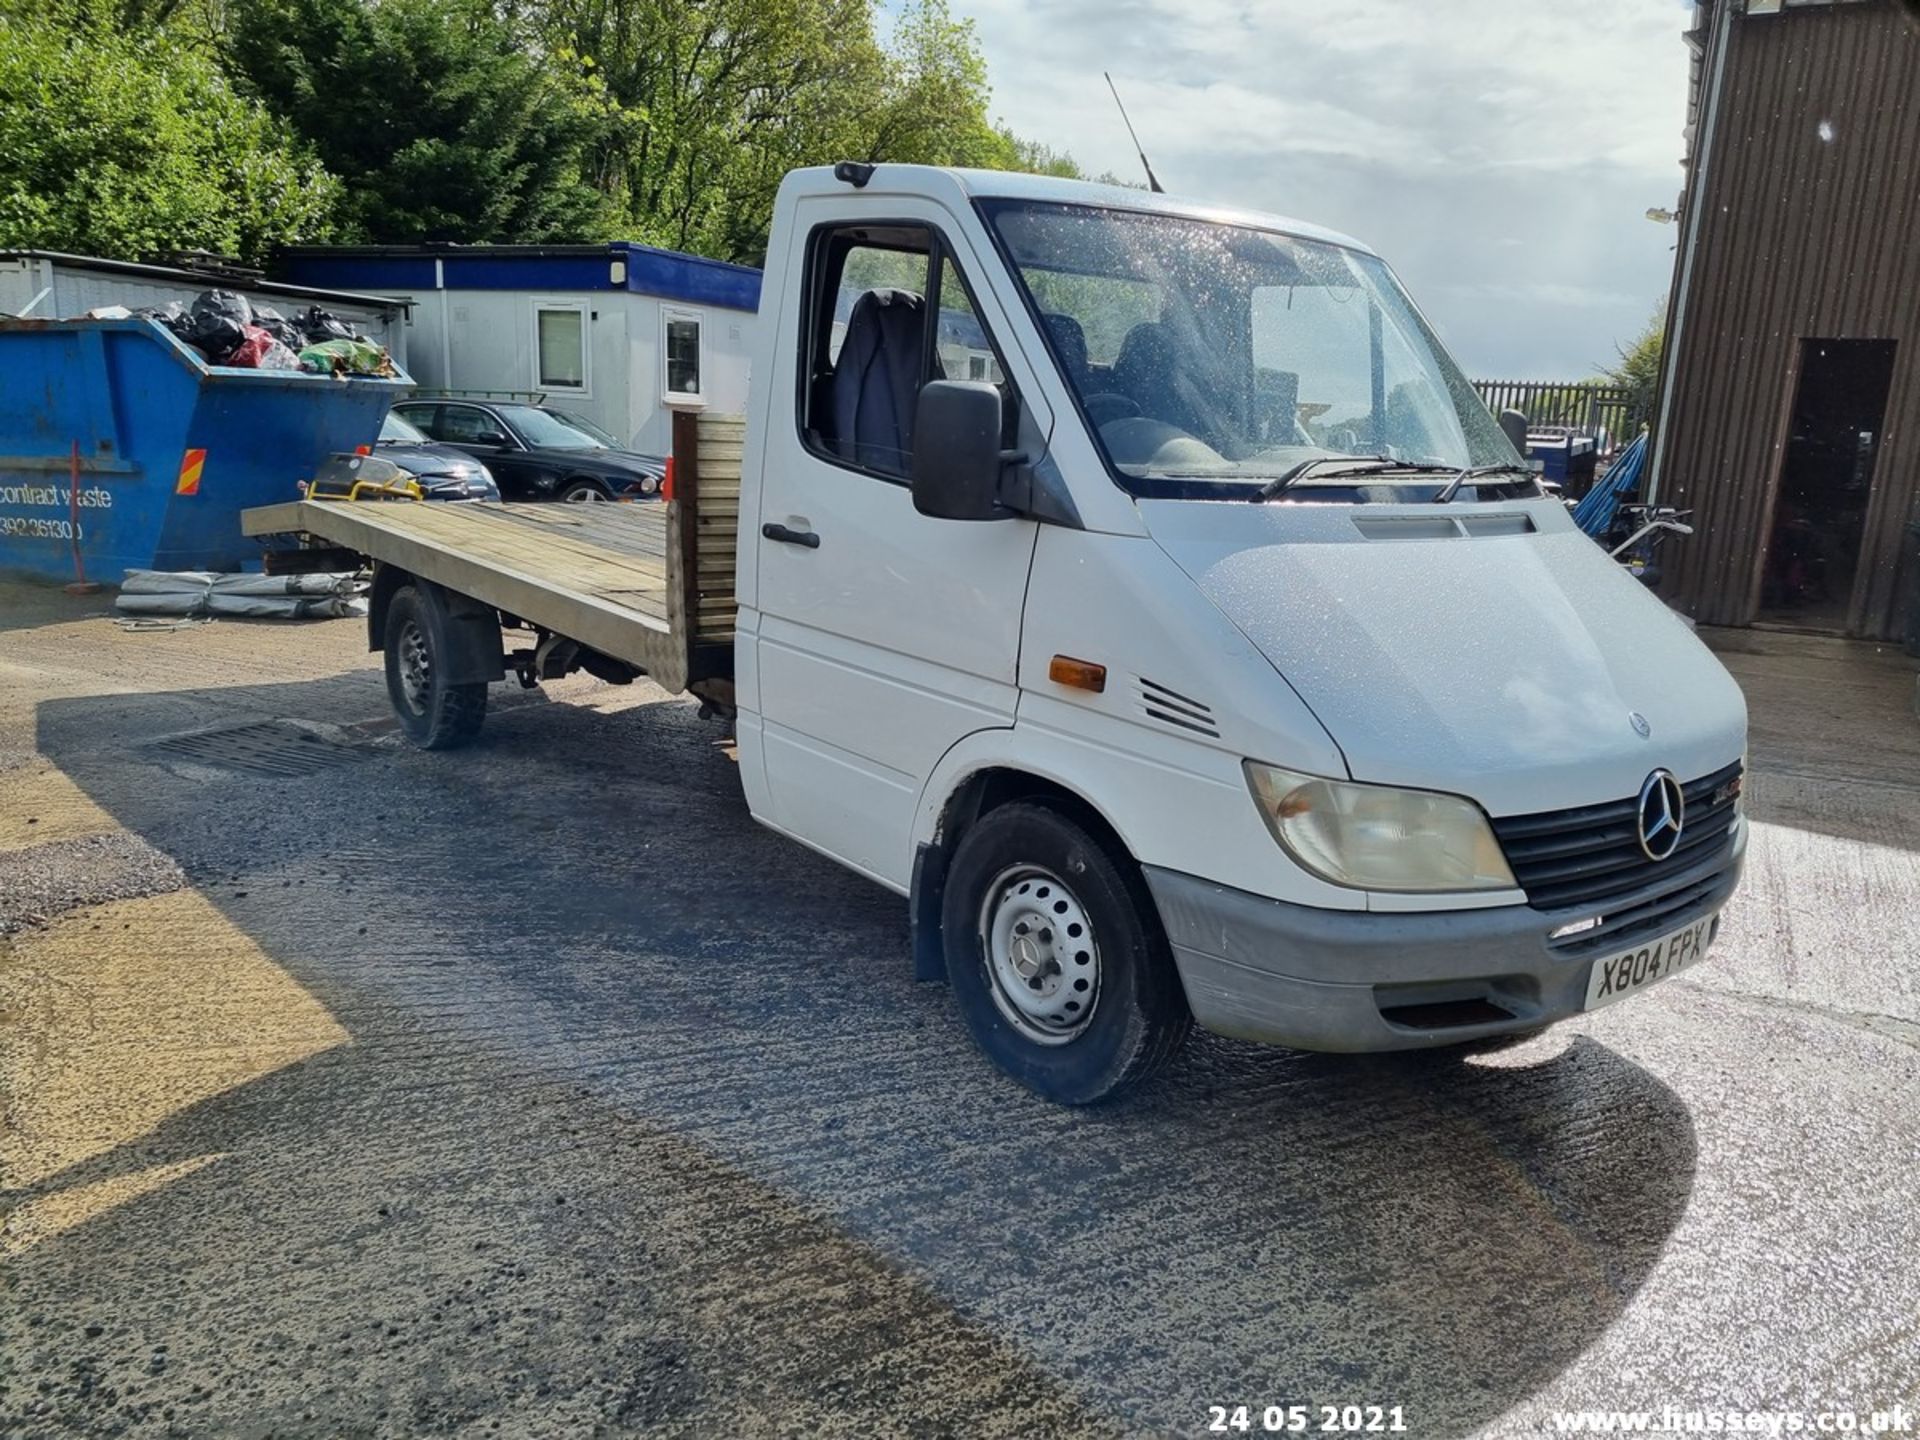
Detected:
[1083,393,1141,427]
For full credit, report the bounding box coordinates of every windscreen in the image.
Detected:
[380,411,429,444]
[497,405,605,450]
[542,409,622,448]
[982,200,1517,493]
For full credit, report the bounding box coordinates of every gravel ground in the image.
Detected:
[0,832,186,936]
[1,584,1917,1438]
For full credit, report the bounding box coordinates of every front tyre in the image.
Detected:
[383,584,488,749]
[942,802,1190,1104]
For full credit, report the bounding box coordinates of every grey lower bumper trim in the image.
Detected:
[1144,838,1745,1053]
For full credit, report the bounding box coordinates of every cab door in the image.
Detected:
[747,200,1049,889]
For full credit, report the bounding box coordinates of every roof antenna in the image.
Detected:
[1104,72,1165,193]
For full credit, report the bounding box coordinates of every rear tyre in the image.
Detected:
[942,802,1191,1104]
[384,585,488,750]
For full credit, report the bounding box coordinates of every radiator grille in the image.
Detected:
[1492,761,1742,914]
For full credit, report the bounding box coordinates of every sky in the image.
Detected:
[955,0,1696,381]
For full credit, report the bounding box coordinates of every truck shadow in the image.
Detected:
[16,674,1699,1437]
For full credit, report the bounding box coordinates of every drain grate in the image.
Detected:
[145,720,371,778]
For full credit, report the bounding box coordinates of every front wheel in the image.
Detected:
[558,479,609,503]
[942,802,1191,1104]
[384,584,488,749]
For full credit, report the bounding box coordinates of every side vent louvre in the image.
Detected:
[1137,677,1220,738]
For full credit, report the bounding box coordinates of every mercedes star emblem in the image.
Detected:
[1636,769,1686,861]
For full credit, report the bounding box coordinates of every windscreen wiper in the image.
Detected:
[1248,456,1451,503]
[1431,463,1537,505]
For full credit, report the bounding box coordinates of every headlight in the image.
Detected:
[1244,761,1517,893]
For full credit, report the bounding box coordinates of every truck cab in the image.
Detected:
[732,165,1746,1101]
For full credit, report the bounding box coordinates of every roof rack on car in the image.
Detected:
[411,388,547,403]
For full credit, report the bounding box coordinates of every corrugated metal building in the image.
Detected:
[1650,0,1920,639]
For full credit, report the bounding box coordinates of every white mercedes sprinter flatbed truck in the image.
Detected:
[244,163,1748,1104]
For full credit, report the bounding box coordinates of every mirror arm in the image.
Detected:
[995,450,1085,530]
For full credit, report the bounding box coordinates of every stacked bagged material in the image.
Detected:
[130,290,393,376]
[115,570,369,619]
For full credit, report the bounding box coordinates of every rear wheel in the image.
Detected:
[383,585,487,749]
[942,802,1190,1104]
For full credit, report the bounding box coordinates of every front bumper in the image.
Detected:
[1145,820,1745,1052]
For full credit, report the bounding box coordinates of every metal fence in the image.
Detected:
[1472,380,1642,446]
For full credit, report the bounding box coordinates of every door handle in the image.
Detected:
[761,522,820,549]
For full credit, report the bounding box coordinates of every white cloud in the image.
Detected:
[959,0,1693,377]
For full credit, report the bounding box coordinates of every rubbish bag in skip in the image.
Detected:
[185,289,253,363]
[116,570,369,619]
[296,305,357,344]
[297,338,395,378]
[190,289,253,330]
[224,325,303,371]
[249,304,305,351]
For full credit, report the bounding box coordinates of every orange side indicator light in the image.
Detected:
[660,456,676,503]
[1048,655,1106,693]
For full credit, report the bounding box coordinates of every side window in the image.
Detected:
[799,224,1015,482]
[438,406,495,444]
[535,304,588,392]
[934,257,1002,388]
[396,403,441,438]
[662,308,702,402]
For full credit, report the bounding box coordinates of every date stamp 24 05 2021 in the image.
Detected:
[1207,1404,1410,1434]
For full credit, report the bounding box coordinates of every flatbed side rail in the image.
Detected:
[241,496,690,689]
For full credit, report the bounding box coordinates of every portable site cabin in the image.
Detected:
[0,251,411,362]
[279,243,762,460]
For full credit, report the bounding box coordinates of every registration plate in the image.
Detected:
[1583,913,1717,1010]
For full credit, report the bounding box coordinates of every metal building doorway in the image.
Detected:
[1758,338,1898,631]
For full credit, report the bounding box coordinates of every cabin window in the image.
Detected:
[534,303,588,392]
[663,308,703,403]
[796,222,1018,484]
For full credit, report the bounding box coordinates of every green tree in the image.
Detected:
[524,0,1088,265]
[856,0,1004,169]
[524,0,892,261]
[0,10,338,264]
[225,0,612,243]
[1605,308,1665,431]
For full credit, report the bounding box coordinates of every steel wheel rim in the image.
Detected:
[978,864,1100,1045]
[397,618,432,713]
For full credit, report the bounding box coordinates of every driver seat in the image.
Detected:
[831,288,940,472]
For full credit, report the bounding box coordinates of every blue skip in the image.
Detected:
[0,317,411,586]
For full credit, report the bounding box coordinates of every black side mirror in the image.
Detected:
[1499,408,1531,456]
[476,430,510,447]
[910,381,1005,521]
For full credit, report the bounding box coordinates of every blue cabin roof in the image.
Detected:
[277,241,762,314]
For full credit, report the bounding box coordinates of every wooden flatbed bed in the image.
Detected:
[240,413,741,696]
